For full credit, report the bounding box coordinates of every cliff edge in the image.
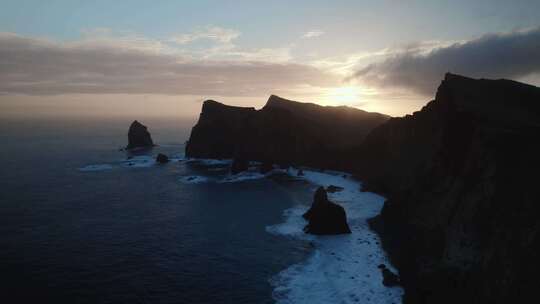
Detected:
[359,73,540,303]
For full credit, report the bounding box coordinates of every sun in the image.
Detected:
[324,86,362,105]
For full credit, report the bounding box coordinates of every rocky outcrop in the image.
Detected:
[303,187,351,235]
[156,153,169,164]
[378,264,401,287]
[185,95,389,169]
[259,161,274,174]
[230,158,249,175]
[358,73,540,304]
[127,120,154,149]
[326,185,344,193]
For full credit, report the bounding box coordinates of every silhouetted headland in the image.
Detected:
[186,73,540,304]
[185,95,390,169]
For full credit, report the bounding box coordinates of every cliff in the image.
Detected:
[185,74,540,303]
[359,73,540,303]
[185,95,390,169]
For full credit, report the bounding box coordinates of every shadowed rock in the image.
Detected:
[378,264,400,287]
[303,187,351,235]
[185,96,389,169]
[326,185,344,193]
[259,161,274,174]
[127,120,154,149]
[156,153,169,164]
[361,73,540,303]
[230,158,249,175]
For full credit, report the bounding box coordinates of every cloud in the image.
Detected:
[0,32,338,96]
[351,27,540,95]
[170,25,241,44]
[302,30,325,39]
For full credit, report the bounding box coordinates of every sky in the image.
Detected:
[1,0,540,118]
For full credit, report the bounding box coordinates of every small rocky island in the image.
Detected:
[303,187,351,235]
[126,120,154,149]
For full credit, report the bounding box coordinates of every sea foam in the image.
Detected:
[267,169,403,304]
[78,164,114,172]
[179,175,211,184]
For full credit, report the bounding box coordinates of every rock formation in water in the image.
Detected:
[303,187,351,235]
[185,95,389,169]
[155,153,169,164]
[127,120,154,149]
[359,73,540,304]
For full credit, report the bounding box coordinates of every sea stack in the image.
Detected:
[127,120,154,149]
[303,187,351,235]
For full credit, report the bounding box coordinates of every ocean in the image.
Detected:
[0,117,402,303]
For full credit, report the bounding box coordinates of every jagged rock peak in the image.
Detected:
[264,95,301,108]
[264,94,332,110]
[201,99,255,113]
[434,73,540,126]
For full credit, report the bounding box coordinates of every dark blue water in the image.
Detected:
[0,118,309,303]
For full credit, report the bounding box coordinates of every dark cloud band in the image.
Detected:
[0,33,337,96]
[352,27,540,95]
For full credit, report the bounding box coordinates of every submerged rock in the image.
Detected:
[303,187,351,235]
[156,153,169,164]
[230,158,249,175]
[382,269,400,287]
[127,120,154,149]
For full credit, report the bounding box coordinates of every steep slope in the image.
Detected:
[359,73,540,303]
[185,95,390,169]
[185,74,540,303]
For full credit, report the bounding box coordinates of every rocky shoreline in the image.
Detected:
[185,73,540,304]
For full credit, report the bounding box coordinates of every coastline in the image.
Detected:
[80,153,404,303]
[266,168,403,303]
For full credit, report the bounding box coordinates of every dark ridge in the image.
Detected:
[185,95,390,168]
[185,73,540,304]
[357,73,540,304]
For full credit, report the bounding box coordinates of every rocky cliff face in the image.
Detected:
[185,75,540,303]
[185,95,390,169]
[359,73,540,303]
